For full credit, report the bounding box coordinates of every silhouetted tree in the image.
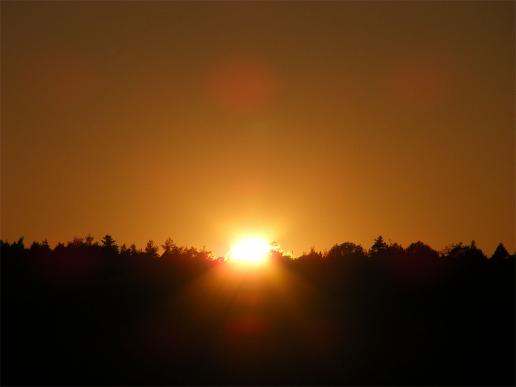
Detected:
[8,236,25,251]
[406,241,439,260]
[101,234,118,254]
[120,244,130,257]
[298,247,323,262]
[269,248,291,264]
[68,237,84,248]
[129,243,140,256]
[30,240,50,253]
[369,235,388,257]
[145,240,159,258]
[85,234,95,246]
[162,237,175,254]
[491,242,509,261]
[328,242,365,259]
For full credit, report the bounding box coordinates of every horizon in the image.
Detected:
[3,233,512,259]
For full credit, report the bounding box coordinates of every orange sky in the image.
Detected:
[1,2,514,256]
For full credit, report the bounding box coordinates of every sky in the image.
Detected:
[1,1,514,256]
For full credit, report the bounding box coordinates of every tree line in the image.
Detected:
[1,234,514,386]
[1,234,514,263]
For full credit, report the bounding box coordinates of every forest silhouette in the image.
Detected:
[1,235,514,385]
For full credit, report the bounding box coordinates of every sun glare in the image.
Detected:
[228,237,271,265]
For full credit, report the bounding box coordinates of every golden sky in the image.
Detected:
[1,1,514,255]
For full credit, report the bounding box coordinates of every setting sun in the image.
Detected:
[228,237,271,265]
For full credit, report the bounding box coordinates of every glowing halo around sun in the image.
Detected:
[228,236,271,266]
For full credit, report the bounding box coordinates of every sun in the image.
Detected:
[228,236,271,265]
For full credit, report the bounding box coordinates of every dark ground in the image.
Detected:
[1,238,514,385]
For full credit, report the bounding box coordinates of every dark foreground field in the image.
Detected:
[1,237,514,385]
